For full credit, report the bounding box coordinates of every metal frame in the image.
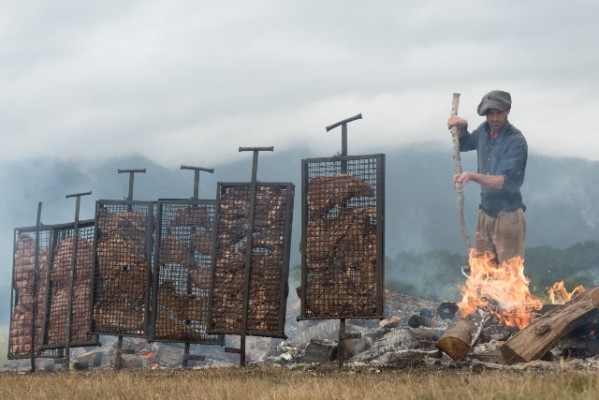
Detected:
[299,153,385,320]
[207,181,295,339]
[9,225,61,360]
[8,220,100,361]
[91,199,155,338]
[150,198,224,346]
[41,219,99,350]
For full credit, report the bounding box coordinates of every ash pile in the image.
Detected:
[260,290,599,371]
[6,288,599,372]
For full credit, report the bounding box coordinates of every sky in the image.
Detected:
[2,1,599,169]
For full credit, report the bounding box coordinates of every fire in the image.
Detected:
[547,281,585,304]
[141,352,155,359]
[458,249,543,329]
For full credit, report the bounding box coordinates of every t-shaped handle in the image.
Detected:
[66,191,93,222]
[118,168,146,201]
[325,113,362,157]
[180,165,215,199]
[239,146,274,183]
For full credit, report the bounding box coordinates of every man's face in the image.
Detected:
[486,109,510,133]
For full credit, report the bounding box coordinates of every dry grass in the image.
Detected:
[1,366,599,400]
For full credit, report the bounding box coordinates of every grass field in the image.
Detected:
[1,366,599,400]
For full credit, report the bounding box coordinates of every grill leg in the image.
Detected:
[338,319,345,368]
[115,335,123,370]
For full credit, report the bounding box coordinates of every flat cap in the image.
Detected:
[477,90,512,116]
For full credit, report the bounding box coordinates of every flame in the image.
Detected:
[141,352,155,359]
[547,281,585,304]
[151,362,160,370]
[458,249,543,329]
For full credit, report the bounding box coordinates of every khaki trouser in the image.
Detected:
[474,208,526,263]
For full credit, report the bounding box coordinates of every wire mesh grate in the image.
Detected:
[44,221,98,349]
[301,154,385,319]
[152,199,223,344]
[9,227,62,359]
[208,183,294,338]
[92,200,154,336]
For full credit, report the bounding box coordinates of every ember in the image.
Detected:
[458,249,542,329]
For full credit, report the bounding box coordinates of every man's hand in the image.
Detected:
[453,172,471,188]
[453,171,505,190]
[448,115,468,137]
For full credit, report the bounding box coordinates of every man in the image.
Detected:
[447,90,528,264]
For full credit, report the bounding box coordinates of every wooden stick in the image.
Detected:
[501,287,599,364]
[449,93,471,255]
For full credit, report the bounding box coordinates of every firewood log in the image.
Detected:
[501,287,599,364]
[436,308,491,361]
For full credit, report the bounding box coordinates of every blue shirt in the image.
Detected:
[459,120,527,216]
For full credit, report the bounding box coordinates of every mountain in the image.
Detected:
[2,146,599,322]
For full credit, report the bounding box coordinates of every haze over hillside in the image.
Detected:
[1,146,599,321]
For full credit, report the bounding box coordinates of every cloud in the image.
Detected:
[1,1,599,168]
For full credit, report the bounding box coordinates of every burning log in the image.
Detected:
[437,302,459,320]
[407,314,437,329]
[436,308,491,361]
[501,287,599,364]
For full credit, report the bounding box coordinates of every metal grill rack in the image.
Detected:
[43,219,98,350]
[8,224,63,361]
[208,182,294,338]
[152,198,223,345]
[299,113,385,367]
[207,147,294,366]
[92,200,154,337]
[299,154,385,320]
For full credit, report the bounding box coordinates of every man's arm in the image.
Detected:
[454,172,504,190]
[447,115,468,137]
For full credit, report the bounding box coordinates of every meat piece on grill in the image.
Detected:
[159,235,196,267]
[157,280,205,321]
[50,237,94,287]
[170,207,213,228]
[307,174,373,217]
[93,296,145,333]
[190,231,214,254]
[96,233,147,280]
[97,209,148,237]
[254,186,286,227]
[188,267,212,289]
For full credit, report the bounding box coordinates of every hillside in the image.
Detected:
[1,145,599,321]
